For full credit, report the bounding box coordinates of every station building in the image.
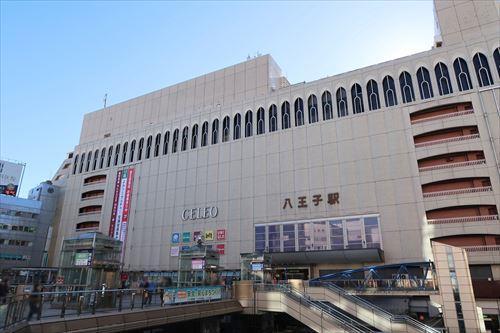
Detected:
[51,0,500,328]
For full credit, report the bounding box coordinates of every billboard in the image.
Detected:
[108,168,135,259]
[0,160,24,196]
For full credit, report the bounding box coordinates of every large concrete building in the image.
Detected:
[51,0,499,330]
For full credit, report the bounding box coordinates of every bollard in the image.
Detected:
[131,292,135,310]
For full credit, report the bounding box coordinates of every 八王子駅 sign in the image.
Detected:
[181,206,218,221]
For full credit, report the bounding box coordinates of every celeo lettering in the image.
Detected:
[181,207,218,221]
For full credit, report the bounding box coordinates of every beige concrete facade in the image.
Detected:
[52,0,499,296]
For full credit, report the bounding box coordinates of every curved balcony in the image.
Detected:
[78,205,102,216]
[418,159,486,172]
[427,215,499,225]
[411,109,474,125]
[83,175,107,186]
[423,186,492,198]
[81,189,105,201]
[415,133,479,148]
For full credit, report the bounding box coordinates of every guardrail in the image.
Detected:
[422,186,492,198]
[418,159,486,172]
[0,286,232,331]
[312,282,442,333]
[320,278,437,292]
[427,215,499,225]
[415,133,480,148]
[255,284,377,333]
[463,245,500,252]
[411,109,474,124]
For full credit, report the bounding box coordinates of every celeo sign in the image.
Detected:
[181,207,218,221]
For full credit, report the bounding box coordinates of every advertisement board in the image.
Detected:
[163,286,222,304]
[0,160,24,196]
[191,259,204,270]
[74,251,92,266]
[170,246,179,257]
[108,168,135,261]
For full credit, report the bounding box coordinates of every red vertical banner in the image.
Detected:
[108,170,122,237]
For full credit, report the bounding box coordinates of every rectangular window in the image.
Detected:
[255,226,266,253]
[268,225,281,253]
[364,216,381,249]
[346,218,363,249]
[298,223,312,251]
[329,220,344,249]
[283,224,295,252]
[312,221,328,250]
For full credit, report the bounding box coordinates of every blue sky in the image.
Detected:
[1,1,434,197]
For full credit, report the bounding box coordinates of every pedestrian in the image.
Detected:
[27,284,42,321]
[0,279,9,304]
[142,278,150,305]
[147,280,156,304]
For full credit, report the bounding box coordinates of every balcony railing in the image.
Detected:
[83,180,106,186]
[415,133,480,148]
[78,210,102,216]
[81,195,104,201]
[423,186,492,198]
[463,245,500,252]
[411,109,474,125]
[418,159,486,172]
[427,215,499,225]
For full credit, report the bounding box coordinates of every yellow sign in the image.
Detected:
[204,230,214,241]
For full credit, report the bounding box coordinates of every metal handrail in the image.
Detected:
[415,133,479,148]
[411,109,474,124]
[418,159,486,172]
[427,215,499,225]
[422,186,492,198]
[256,284,377,333]
[315,282,441,333]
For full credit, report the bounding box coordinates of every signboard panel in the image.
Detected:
[170,246,179,257]
[163,286,222,304]
[0,160,24,196]
[191,259,204,270]
[74,251,92,266]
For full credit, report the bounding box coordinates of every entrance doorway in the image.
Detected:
[274,268,309,280]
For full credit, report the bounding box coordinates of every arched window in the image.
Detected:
[73,155,79,174]
[172,129,179,153]
[181,126,189,150]
[351,83,364,114]
[382,75,397,107]
[114,144,120,166]
[145,136,152,159]
[494,47,500,77]
[79,152,86,173]
[201,122,209,146]
[281,102,291,129]
[106,146,113,167]
[366,80,380,111]
[154,134,161,157]
[191,124,198,148]
[453,57,473,91]
[399,71,415,103]
[211,119,219,144]
[137,139,143,161]
[473,52,493,87]
[336,87,348,117]
[86,151,92,171]
[269,105,278,131]
[245,111,253,137]
[257,107,265,134]
[294,98,304,126]
[222,116,230,142]
[233,114,241,140]
[92,149,99,170]
[129,141,136,163]
[307,95,318,123]
[416,67,434,99]
[321,91,333,120]
[434,62,453,95]
[163,131,170,155]
[121,142,128,164]
[99,148,106,168]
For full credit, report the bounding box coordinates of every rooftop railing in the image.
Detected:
[415,133,480,148]
[411,109,474,125]
[427,215,499,225]
[422,186,492,198]
[418,159,486,172]
[463,245,500,252]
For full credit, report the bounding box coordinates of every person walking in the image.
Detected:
[27,284,42,321]
[0,279,9,304]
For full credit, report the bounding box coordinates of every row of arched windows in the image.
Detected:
[72,49,500,175]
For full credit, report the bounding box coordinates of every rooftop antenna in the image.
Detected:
[103,93,108,108]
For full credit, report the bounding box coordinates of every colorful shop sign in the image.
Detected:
[170,246,179,257]
[216,229,226,241]
[193,231,202,242]
[216,244,225,255]
[171,233,180,243]
[205,230,214,241]
[182,232,191,243]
